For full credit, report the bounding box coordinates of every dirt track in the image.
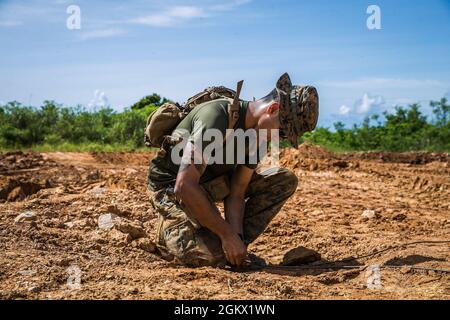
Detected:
[1,144,449,300]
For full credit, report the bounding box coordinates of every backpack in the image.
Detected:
[144,81,244,149]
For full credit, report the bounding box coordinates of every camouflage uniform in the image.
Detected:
[151,166,298,267]
[149,72,318,268]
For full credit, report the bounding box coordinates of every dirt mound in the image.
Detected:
[0,177,50,202]
[279,143,356,171]
[281,142,335,160]
[90,152,153,166]
[279,143,450,171]
[342,151,450,164]
[0,151,57,173]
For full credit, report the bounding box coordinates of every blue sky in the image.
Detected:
[1,0,449,127]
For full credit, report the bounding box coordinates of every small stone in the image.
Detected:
[18,270,37,276]
[361,209,376,220]
[7,187,26,202]
[28,286,41,293]
[108,229,132,245]
[90,187,106,196]
[135,238,156,253]
[98,213,120,230]
[99,204,121,215]
[116,220,146,240]
[392,213,407,221]
[278,284,294,295]
[64,221,75,228]
[54,258,71,267]
[14,211,36,224]
[309,162,318,171]
[66,218,94,229]
[332,160,349,169]
[128,287,139,294]
[400,266,412,274]
[282,246,321,266]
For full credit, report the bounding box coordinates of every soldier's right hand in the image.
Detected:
[221,231,247,267]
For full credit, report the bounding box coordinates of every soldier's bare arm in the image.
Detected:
[174,142,247,266]
[225,165,254,239]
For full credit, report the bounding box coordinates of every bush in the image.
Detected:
[0,98,160,150]
[1,96,448,152]
[306,98,450,152]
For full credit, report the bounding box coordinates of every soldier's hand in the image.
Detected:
[221,231,247,267]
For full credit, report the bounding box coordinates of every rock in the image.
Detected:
[309,162,318,171]
[392,213,407,221]
[7,187,26,201]
[90,187,106,196]
[400,266,412,274]
[28,286,41,293]
[281,246,321,266]
[14,211,37,224]
[98,213,120,230]
[361,209,376,220]
[99,204,121,215]
[98,204,131,219]
[54,258,71,267]
[128,287,139,294]
[134,238,156,253]
[108,229,132,246]
[65,218,95,229]
[64,221,75,228]
[116,220,146,240]
[278,284,294,295]
[332,161,349,169]
[17,270,37,276]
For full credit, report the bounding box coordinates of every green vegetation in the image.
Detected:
[0,94,166,152]
[0,95,448,153]
[303,98,450,152]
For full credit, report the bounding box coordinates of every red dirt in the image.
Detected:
[0,147,449,300]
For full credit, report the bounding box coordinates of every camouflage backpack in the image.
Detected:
[144,81,243,149]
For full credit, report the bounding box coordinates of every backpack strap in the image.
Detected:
[225,80,244,143]
[228,80,243,130]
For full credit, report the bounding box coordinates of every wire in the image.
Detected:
[248,240,450,274]
[259,265,450,273]
[314,240,450,267]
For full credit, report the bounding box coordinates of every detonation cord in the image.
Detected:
[249,240,450,274]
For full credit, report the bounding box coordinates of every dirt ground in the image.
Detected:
[1,144,449,300]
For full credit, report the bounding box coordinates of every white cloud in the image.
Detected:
[321,78,448,90]
[88,90,109,109]
[129,1,252,27]
[354,93,385,114]
[337,93,387,116]
[211,0,252,12]
[339,105,350,115]
[79,28,126,41]
[0,21,23,27]
[130,6,207,27]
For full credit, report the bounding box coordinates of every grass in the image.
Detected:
[0,142,155,153]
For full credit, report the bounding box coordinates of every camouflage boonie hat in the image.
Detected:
[276,73,319,148]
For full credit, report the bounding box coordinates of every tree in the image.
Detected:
[130,93,168,110]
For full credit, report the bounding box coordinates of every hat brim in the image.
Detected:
[276,73,299,148]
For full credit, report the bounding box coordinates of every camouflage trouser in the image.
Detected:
[150,167,298,267]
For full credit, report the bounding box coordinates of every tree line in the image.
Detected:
[304,98,449,152]
[0,94,448,152]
